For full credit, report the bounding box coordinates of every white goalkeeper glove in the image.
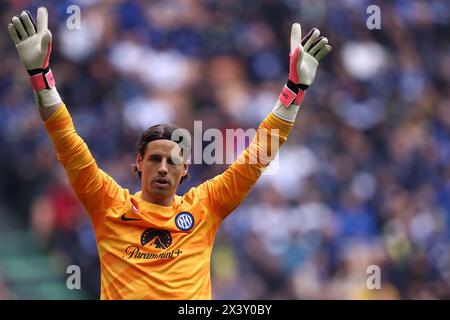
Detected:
[273,23,332,122]
[8,7,61,107]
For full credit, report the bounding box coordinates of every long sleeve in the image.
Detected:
[202,112,294,220]
[44,103,127,225]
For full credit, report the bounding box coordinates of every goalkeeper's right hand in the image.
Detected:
[272,23,331,122]
[8,7,61,108]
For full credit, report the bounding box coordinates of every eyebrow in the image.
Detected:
[147,151,183,159]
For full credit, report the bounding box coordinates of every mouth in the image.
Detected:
[153,177,170,189]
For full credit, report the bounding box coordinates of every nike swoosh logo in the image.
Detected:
[121,214,142,221]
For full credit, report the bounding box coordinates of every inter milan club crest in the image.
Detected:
[175,212,194,232]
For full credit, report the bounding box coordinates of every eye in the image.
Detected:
[148,155,161,162]
[167,157,177,165]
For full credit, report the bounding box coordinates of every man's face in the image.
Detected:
[136,139,188,203]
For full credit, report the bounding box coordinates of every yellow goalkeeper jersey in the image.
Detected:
[44,103,292,300]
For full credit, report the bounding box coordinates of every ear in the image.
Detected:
[136,153,143,172]
[182,162,189,177]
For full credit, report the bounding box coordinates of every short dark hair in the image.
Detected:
[134,124,191,184]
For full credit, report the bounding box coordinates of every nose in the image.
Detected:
[158,158,168,176]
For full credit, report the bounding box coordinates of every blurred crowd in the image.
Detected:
[0,0,449,299]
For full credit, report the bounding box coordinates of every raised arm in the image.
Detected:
[203,23,332,221]
[8,8,126,223]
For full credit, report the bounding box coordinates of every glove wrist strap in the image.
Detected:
[278,79,309,108]
[27,67,56,91]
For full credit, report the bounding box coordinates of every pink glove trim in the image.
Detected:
[278,85,297,107]
[294,90,305,105]
[43,42,52,69]
[289,46,300,84]
[29,69,55,91]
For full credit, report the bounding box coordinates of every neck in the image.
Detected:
[140,189,174,207]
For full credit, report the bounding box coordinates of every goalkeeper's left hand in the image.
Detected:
[273,23,332,122]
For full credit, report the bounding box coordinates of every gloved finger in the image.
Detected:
[8,23,21,44]
[315,45,332,61]
[301,28,315,46]
[41,29,52,50]
[290,23,302,54]
[20,10,37,36]
[309,37,328,56]
[36,7,48,33]
[301,28,320,51]
[12,16,28,39]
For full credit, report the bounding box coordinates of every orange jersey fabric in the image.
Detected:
[44,103,293,299]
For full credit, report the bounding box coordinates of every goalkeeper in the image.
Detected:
[8,7,331,299]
